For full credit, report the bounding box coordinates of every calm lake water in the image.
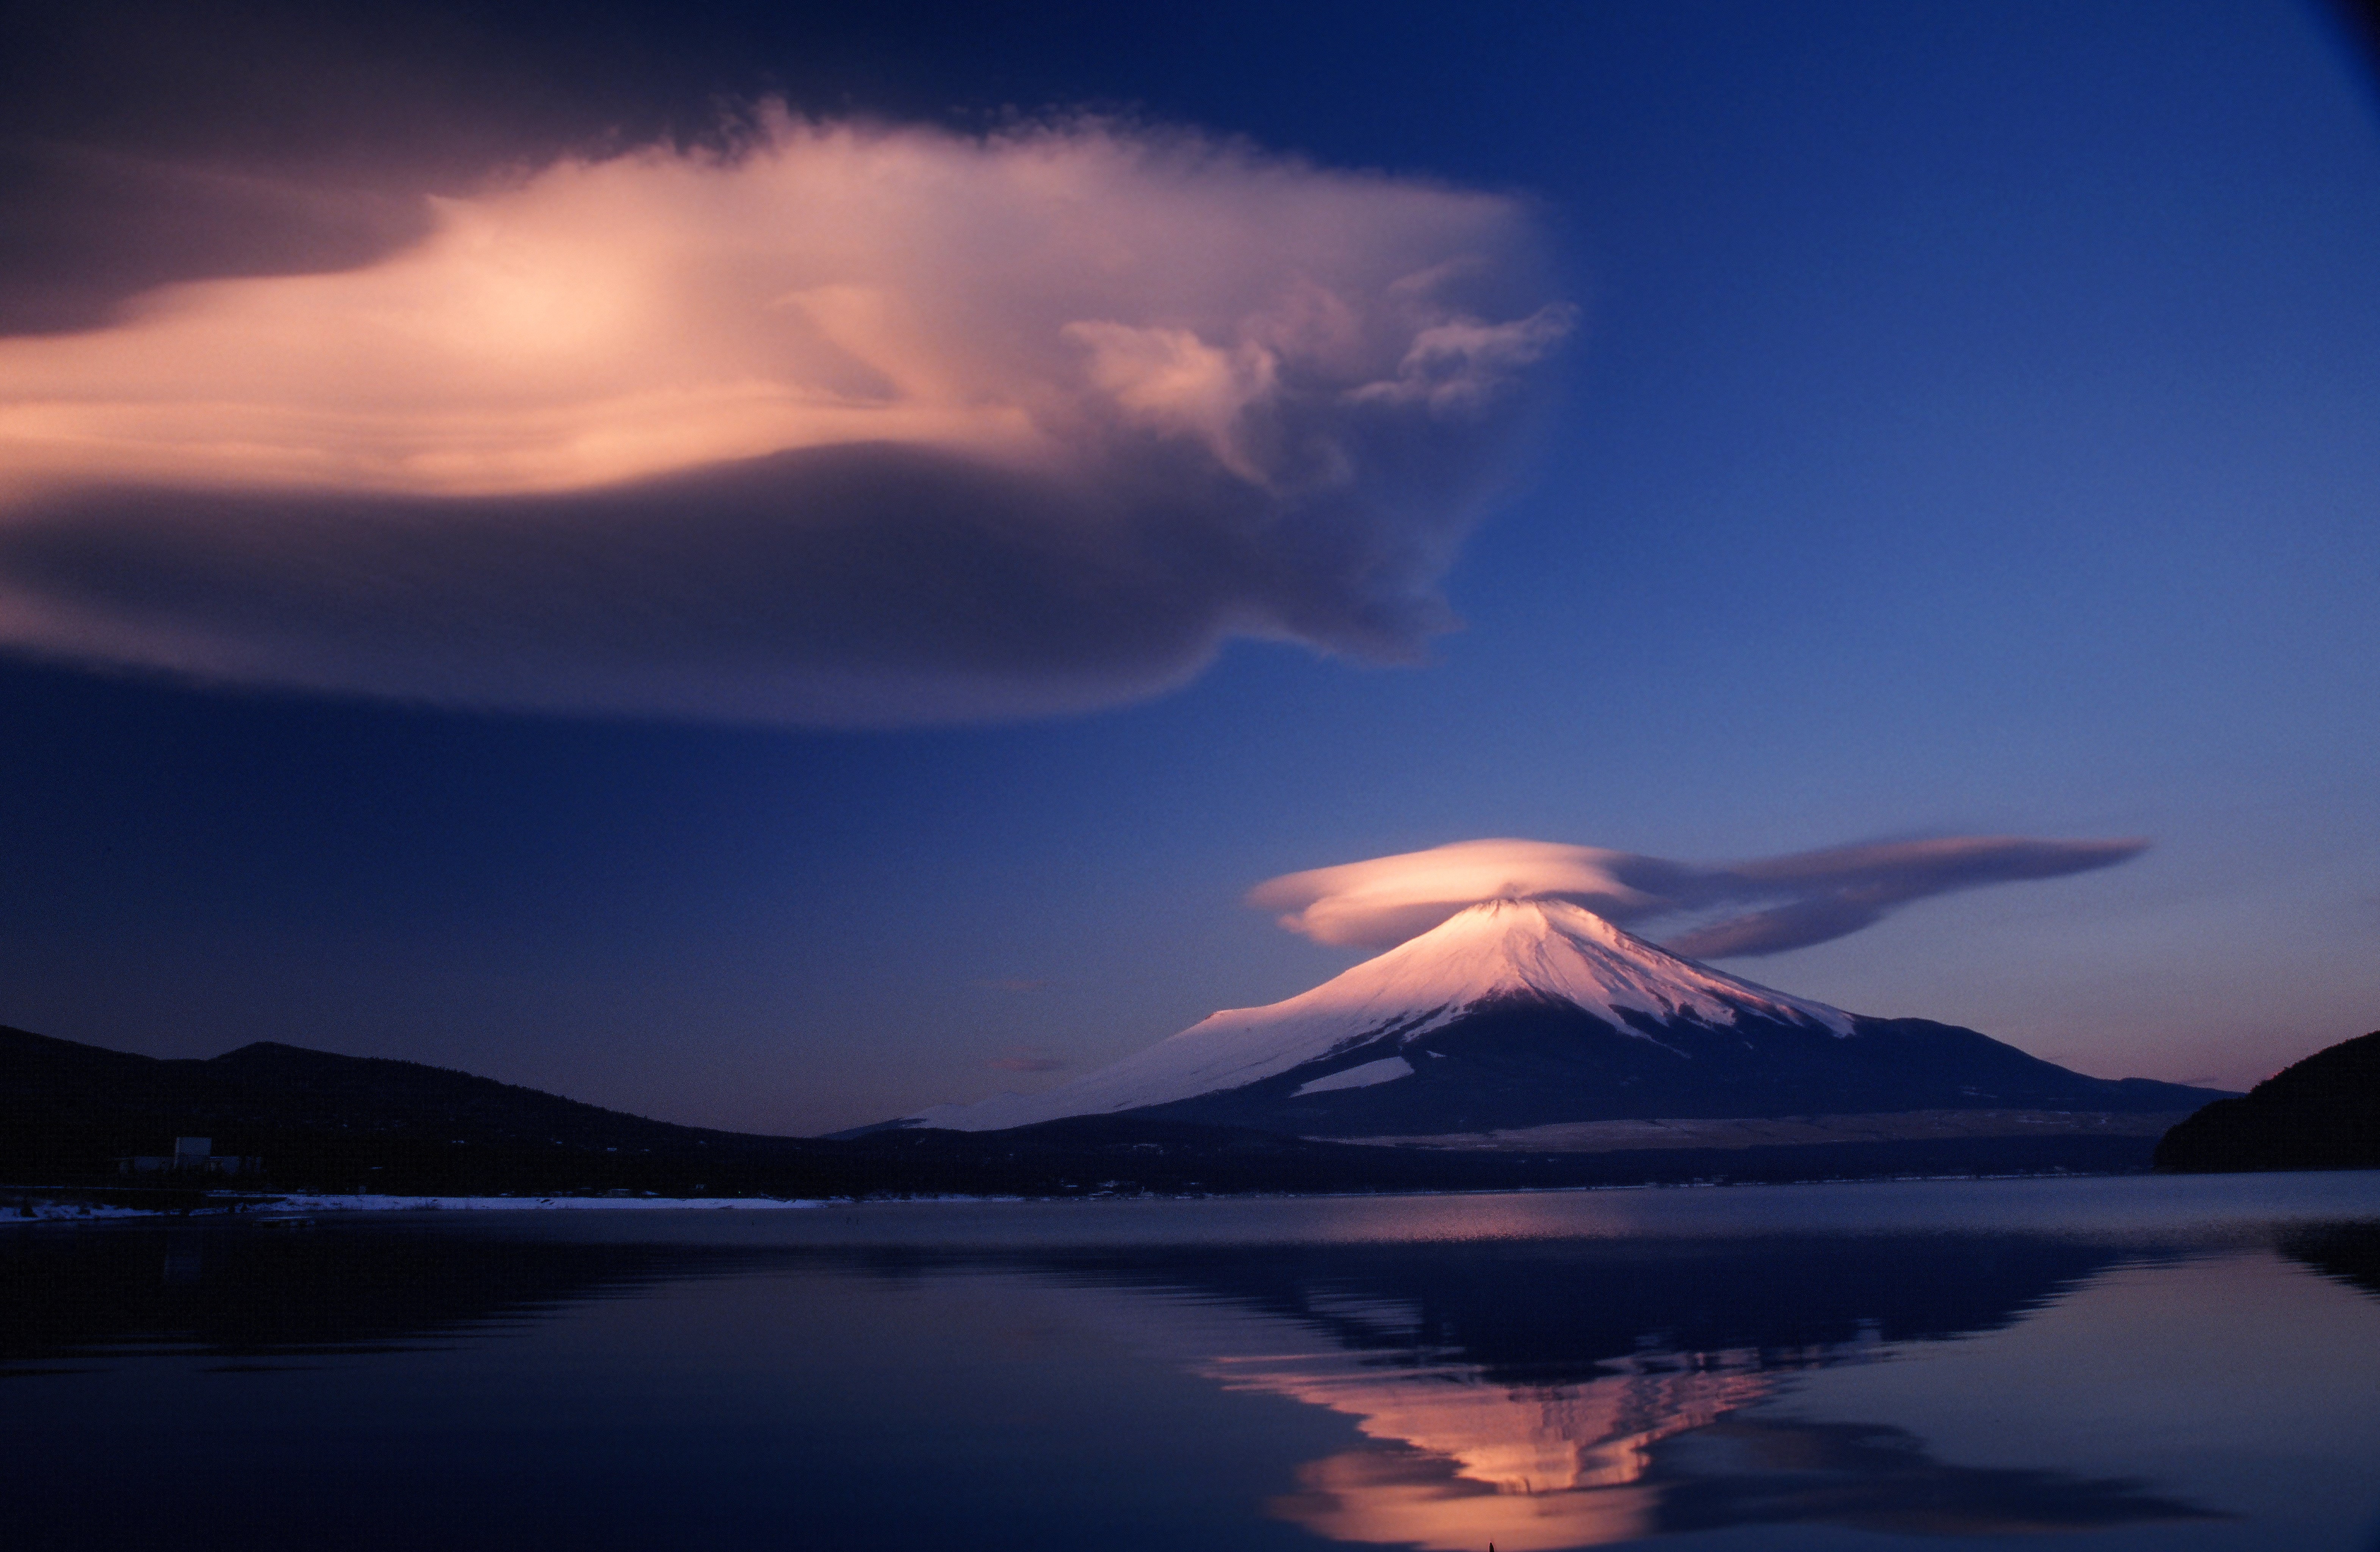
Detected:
[7,1173,2380,1552]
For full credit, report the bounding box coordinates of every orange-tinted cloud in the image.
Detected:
[1252,835,2149,957]
[0,113,1570,723]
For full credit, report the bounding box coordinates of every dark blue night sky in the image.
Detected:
[0,1,2373,1132]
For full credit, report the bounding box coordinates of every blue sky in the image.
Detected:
[0,0,2373,1131]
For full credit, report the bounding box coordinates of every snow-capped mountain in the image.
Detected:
[899,898,2224,1137]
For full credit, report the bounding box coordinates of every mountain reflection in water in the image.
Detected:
[1026,1237,2231,1548]
[7,1183,2380,1552]
[1243,1360,2221,1548]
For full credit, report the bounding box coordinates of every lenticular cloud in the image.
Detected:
[0,113,1570,723]
[1251,835,2150,957]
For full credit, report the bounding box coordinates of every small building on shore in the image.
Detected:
[116,1137,261,1177]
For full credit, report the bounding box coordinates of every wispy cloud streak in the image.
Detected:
[0,112,1569,723]
[1250,835,2149,957]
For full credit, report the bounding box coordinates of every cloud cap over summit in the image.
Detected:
[1251,835,2150,957]
[0,113,1570,724]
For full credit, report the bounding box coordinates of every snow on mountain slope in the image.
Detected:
[905,898,1853,1133]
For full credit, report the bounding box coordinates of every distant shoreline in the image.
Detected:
[3,1166,2215,1223]
[2,1191,841,1223]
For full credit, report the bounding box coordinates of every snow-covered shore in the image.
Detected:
[268,1193,833,1213]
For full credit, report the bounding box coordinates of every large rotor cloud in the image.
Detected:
[1250,835,2150,958]
[0,113,1569,724]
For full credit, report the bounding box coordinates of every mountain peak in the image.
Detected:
[1327,896,1855,1039]
[906,897,1852,1133]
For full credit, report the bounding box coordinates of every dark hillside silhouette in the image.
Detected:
[2155,1031,2380,1172]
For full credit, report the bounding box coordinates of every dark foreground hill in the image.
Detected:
[2155,1031,2380,1172]
[0,1023,836,1196]
[2,1024,2203,1201]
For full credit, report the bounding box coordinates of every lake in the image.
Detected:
[7,1172,2380,1551]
